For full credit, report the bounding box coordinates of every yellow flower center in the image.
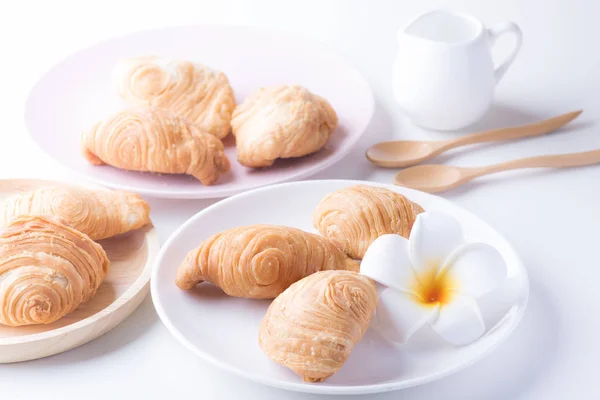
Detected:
[412,264,455,306]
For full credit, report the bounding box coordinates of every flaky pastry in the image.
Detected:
[231,85,338,167]
[0,186,150,240]
[113,56,235,139]
[81,108,230,185]
[176,225,359,298]
[259,270,377,382]
[0,215,109,326]
[313,185,424,259]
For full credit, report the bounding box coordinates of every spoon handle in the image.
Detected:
[473,149,600,177]
[441,110,582,152]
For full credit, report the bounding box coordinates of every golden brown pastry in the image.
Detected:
[0,186,150,240]
[113,56,235,139]
[231,85,338,167]
[259,270,377,382]
[81,107,230,185]
[313,185,424,259]
[0,215,110,326]
[176,225,359,298]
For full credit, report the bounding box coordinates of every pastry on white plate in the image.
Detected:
[313,184,424,259]
[175,224,359,299]
[258,270,377,382]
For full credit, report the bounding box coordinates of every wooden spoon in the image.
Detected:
[366,110,582,168]
[394,149,600,193]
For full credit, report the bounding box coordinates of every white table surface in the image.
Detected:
[1,0,599,398]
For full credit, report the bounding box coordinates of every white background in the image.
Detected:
[0,0,599,398]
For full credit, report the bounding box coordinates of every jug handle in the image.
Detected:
[488,22,523,83]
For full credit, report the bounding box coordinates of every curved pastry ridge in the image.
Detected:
[81,108,230,185]
[175,225,359,299]
[231,85,338,167]
[0,215,109,326]
[0,186,150,240]
[313,185,424,259]
[259,270,377,382]
[113,56,235,139]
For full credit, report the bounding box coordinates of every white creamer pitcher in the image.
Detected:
[393,10,522,131]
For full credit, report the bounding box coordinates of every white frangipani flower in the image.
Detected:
[361,212,507,346]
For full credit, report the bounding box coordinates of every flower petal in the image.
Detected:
[373,288,439,344]
[361,234,416,293]
[409,212,465,274]
[430,293,485,346]
[443,243,507,298]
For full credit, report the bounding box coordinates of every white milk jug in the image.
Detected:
[393,10,522,130]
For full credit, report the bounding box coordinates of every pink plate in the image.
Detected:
[25,25,374,199]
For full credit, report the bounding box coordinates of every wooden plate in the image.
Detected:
[0,179,160,362]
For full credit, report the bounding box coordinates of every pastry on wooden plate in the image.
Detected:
[113,56,235,139]
[231,85,338,168]
[175,225,359,298]
[0,215,110,326]
[259,270,377,382]
[81,107,230,185]
[313,185,424,259]
[0,186,150,240]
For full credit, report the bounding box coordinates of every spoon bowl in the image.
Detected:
[394,165,467,193]
[366,141,438,168]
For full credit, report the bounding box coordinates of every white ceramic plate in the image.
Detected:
[25,26,374,199]
[151,180,529,395]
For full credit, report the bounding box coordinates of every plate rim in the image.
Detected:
[151,179,530,394]
[24,24,375,199]
[0,179,160,354]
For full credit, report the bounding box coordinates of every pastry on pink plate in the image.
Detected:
[231,85,338,168]
[113,56,236,139]
[81,107,230,185]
